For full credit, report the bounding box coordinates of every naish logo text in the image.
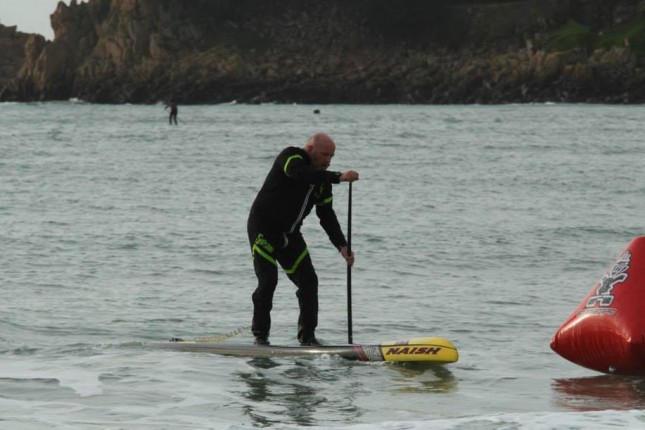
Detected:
[586,251,631,308]
[385,346,442,356]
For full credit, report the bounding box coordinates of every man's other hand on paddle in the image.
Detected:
[340,246,355,267]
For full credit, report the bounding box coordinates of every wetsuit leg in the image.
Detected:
[278,233,319,343]
[248,226,279,338]
[251,251,277,338]
[288,255,319,343]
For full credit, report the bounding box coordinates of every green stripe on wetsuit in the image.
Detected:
[285,248,309,274]
[318,196,333,206]
[253,244,276,266]
[252,233,309,274]
[283,154,303,176]
[253,234,276,266]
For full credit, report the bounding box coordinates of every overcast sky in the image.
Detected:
[0,0,72,40]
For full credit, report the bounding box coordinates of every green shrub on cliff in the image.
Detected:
[545,20,592,53]
[596,18,645,55]
[545,18,645,56]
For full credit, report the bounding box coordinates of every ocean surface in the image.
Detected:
[2,102,645,429]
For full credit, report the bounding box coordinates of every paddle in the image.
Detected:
[347,182,353,344]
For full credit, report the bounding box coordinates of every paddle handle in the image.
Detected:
[347,182,353,344]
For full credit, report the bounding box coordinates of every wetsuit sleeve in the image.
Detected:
[316,192,347,250]
[281,150,341,184]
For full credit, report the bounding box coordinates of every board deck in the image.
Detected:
[151,336,459,363]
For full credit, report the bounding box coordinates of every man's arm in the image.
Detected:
[316,191,354,267]
[281,149,341,184]
[316,202,346,251]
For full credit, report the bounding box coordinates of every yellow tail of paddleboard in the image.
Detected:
[379,337,459,363]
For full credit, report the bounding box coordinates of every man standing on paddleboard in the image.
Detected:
[248,133,359,346]
[165,100,178,125]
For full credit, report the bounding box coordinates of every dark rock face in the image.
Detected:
[0,25,43,91]
[2,0,645,103]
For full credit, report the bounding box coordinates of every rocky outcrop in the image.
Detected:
[0,25,43,90]
[2,0,645,103]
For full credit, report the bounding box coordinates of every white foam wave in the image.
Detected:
[226,410,645,430]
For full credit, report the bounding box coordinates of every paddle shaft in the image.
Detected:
[347,182,353,344]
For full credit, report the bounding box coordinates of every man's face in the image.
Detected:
[308,138,335,170]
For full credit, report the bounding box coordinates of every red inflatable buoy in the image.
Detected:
[551,236,645,375]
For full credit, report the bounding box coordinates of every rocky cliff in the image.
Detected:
[0,25,44,91]
[2,0,645,103]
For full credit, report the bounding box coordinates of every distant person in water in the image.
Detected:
[165,100,178,125]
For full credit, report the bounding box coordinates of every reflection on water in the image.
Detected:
[387,362,458,394]
[235,357,364,427]
[234,356,459,426]
[553,375,645,411]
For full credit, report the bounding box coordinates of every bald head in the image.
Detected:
[304,133,336,170]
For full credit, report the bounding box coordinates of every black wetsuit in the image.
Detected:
[247,146,347,343]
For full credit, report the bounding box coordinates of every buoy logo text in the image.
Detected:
[586,251,631,308]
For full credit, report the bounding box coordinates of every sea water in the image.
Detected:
[1,102,645,429]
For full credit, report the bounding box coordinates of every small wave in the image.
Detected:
[143,318,185,323]
[2,346,41,356]
[225,410,645,430]
[189,268,226,275]
[0,360,103,397]
[442,116,464,124]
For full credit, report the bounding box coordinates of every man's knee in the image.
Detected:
[290,265,318,290]
[257,272,278,291]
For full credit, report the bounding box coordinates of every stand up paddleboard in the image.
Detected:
[152,336,459,364]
